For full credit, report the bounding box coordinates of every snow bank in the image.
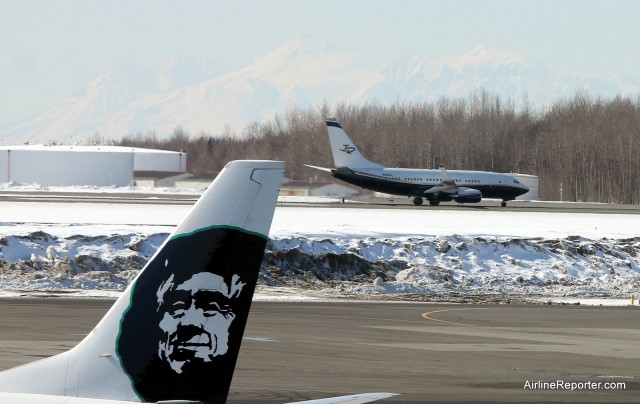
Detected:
[1,197,639,301]
[263,234,640,299]
[1,229,639,302]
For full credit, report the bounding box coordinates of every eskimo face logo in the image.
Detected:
[340,144,356,154]
[117,227,266,402]
[156,271,245,374]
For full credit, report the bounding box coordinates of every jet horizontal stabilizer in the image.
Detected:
[304,164,334,173]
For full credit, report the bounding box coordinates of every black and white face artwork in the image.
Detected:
[155,269,245,373]
[117,227,266,402]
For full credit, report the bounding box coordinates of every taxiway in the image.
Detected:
[0,299,638,403]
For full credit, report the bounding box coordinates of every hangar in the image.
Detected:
[0,145,186,187]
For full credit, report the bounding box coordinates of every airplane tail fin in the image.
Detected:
[0,160,284,404]
[326,119,383,169]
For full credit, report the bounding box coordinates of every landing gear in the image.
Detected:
[429,199,440,206]
[413,197,423,206]
[501,201,507,207]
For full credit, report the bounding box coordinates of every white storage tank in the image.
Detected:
[0,145,187,187]
[0,145,133,186]
[132,147,186,172]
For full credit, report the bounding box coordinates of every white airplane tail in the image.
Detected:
[0,160,284,403]
[326,119,383,169]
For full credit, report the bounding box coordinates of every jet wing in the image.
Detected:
[424,165,458,196]
[423,165,481,203]
[425,183,454,195]
[438,164,454,183]
[290,392,399,403]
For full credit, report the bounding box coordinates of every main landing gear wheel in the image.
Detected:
[429,199,440,206]
[501,201,507,207]
[413,197,423,206]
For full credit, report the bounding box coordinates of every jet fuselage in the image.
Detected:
[332,166,529,201]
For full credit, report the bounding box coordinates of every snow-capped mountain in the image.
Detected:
[366,44,640,108]
[2,36,639,143]
[2,63,157,144]
[368,45,561,103]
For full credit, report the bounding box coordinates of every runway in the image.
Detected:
[2,191,639,243]
[2,190,640,214]
[0,299,638,403]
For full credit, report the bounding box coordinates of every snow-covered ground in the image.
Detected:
[1,193,639,305]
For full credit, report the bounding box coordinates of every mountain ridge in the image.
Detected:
[2,36,639,143]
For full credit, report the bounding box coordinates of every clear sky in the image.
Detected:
[1,0,639,124]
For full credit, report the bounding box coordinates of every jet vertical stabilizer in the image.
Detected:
[0,160,285,404]
[326,119,383,169]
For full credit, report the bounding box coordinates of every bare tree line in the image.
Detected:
[118,91,640,204]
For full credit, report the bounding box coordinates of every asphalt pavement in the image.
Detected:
[0,298,638,403]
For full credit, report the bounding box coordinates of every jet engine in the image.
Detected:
[454,187,482,203]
